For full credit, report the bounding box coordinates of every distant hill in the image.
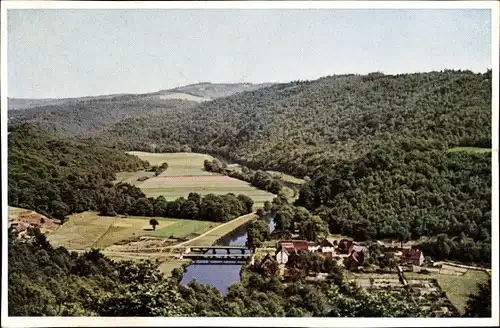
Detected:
[165,82,275,99]
[7,82,273,136]
[8,82,273,111]
[98,70,492,177]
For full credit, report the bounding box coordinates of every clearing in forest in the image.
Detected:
[127,151,215,176]
[46,212,216,250]
[125,152,275,208]
[447,147,492,154]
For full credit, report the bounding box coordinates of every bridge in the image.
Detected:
[181,253,252,262]
[179,245,252,262]
[185,245,249,254]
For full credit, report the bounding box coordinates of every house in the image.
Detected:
[275,240,309,264]
[275,239,335,264]
[275,247,290,264]
[9,221,30,234]
[318,239,335,253]
[401,248,424,266]
[338,239,357,254]
[343,245,369,270]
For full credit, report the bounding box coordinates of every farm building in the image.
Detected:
[275,239,335,264]
[401,248,425,266]
[9,221,30,234]
[344,245,370,270]
[338,239,357,254]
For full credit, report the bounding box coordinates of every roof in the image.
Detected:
[276,247,290,256]
[278,240,309,252]
[10,221,30,232]
[258,253,275,268]
[319,239,334,247]
[348,244,366,254]
[402,248,422,259]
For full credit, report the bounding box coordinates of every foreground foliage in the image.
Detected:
[9,231,459,317]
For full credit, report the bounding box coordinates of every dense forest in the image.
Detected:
[7,124,148,220]
[8,124,253,223]
[8,97,196,137]
[295,139,491,265]
[10,229,477,317]
[95,70,491,177]
[8,82,272,136]
[7,70,493,317]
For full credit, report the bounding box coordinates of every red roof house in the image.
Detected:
[339,239,357,254]
[401,248,424,266]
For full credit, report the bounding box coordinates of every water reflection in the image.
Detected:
[180,215,274,294]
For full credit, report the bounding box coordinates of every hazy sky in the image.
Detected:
[8,9,491,98]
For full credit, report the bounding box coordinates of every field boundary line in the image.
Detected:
[175,212,257,247]
[90,216,119,249]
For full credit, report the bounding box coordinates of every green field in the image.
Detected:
[125,152,275,208]
[428,270,489,313]
[47,212,217,250]
[150,220,219,239]
[127,151,216,176]
[447,147,492,154]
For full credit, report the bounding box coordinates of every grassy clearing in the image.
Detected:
[127,152,275,206]
[158,92,210,103]
[447,147,492,154]
[47,212,216,250]
[429,270,489,313]
[266,170,306,184]
[185,213,258,246]
[151,220,219,239]
[127,151,215,176]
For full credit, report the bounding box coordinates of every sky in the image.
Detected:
[7,8,492,99]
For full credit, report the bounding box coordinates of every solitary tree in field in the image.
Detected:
[149,218,159,230]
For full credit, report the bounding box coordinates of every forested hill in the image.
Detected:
[8,96,197,137]
[7,124,149,219]
[98,70,492,177]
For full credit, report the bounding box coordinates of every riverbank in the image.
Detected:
[157,212,259,276]
[180,212,258,246]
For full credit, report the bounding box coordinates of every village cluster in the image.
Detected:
[255,237,427,278]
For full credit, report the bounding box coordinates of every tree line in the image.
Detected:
[101,192,254,223]
[204,158,283,194]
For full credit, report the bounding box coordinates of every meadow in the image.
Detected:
[47,212,217,250]
[150,220,218,239]
[125,152,275,208]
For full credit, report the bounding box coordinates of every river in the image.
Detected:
[180,215,275,294]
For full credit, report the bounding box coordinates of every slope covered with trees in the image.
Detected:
[295,139,491,264]
[7,124,149,220]
[98,70,491,177]
[8,96,196,137]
